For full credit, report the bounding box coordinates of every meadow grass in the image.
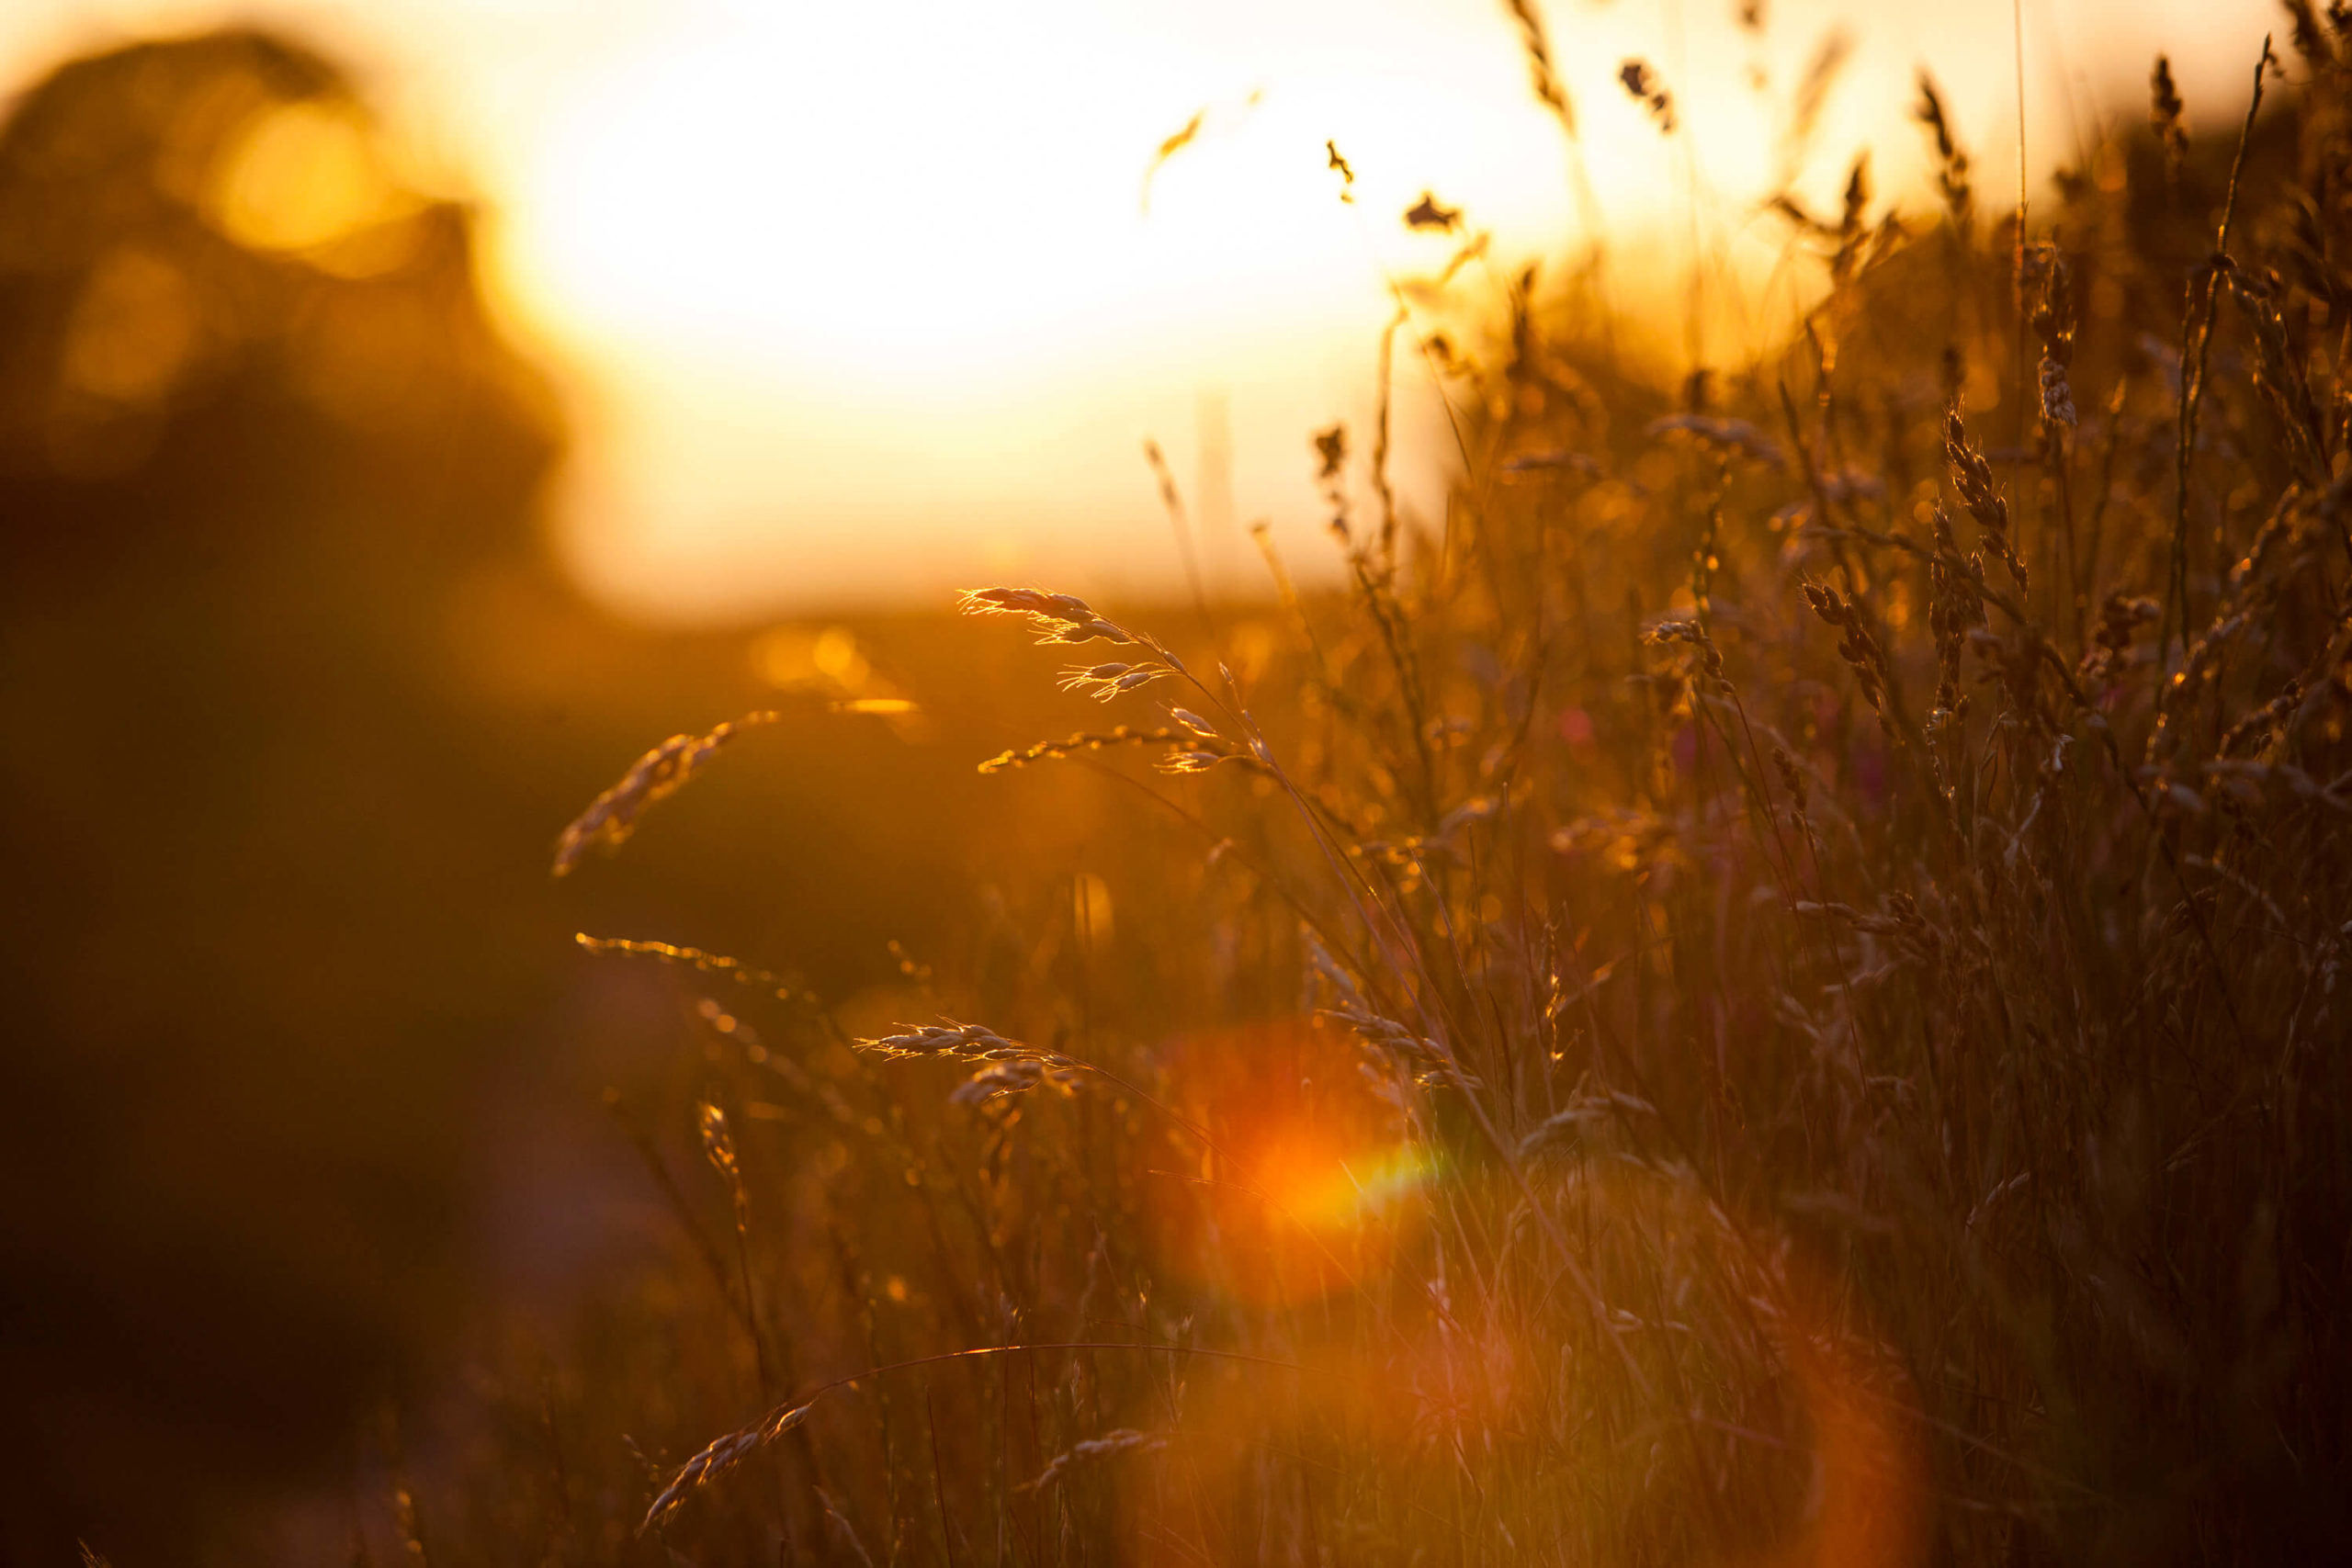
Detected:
[403,18,2352,1566]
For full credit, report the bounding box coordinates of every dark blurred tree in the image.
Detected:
[0,28,559,571]
[0,29,565,1564]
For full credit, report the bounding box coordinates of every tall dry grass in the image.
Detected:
[405,17,2351,1567]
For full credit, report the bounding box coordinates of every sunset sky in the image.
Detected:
[6,0,2275,622]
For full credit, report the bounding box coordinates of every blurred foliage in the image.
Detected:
[0,28,1127,1564]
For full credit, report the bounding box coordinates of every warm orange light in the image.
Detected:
[208,100,419,268]
[0,0,2275,619]
[1150,1020,1426,1308]
[461,0,2270,619]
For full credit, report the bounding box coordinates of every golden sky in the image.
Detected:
[6,0,2275,622]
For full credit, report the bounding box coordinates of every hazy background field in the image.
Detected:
[0,0,2267,621]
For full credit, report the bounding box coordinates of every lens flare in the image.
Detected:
[1149,1020,1428,1307]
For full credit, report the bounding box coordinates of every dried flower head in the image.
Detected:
[856,1020,1076,1071]
[2030,248,2078,434]
[1645,412,1786,469]
[1313,423,1352,541]
[1618,59,1676,132]
[1503,0,1577,136]
[1770,744,1811,821]
[1057,660,1176,701]
[641,1398,818,1533]
[959,587,1136,647]
[1140,107,1204,213]
[697,1100,739,1186]
[1023,1428,1166,1493]
[950,1057,1076,1106]
[1326,139,1355,202]
[1404,191,1462,231]
[1647,617,1725,683]
[1928,504,1987,715]
[2151,56,2188,184]
[1915,72,1973,221]
[2222,265,2330,481]
[979,726,1183,773]
[1802,581,1892,718]
[553,713,778,877]
[1942,408,2028,590]
[1313,423,1348,483]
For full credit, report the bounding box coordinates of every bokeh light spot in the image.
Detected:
[209,100,410,257]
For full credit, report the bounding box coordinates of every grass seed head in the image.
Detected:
[1942,408,2027,591]
[640,1399,817,1533]
[2152,55,2188,182]
[978,725,1185,773]
[1914,71,1973,221]
[1023,1428,1165,1493]
[1617,59,1676,132]
[1404,190,1462,231]
[553,714,777,876]
[960,587,1136,647]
